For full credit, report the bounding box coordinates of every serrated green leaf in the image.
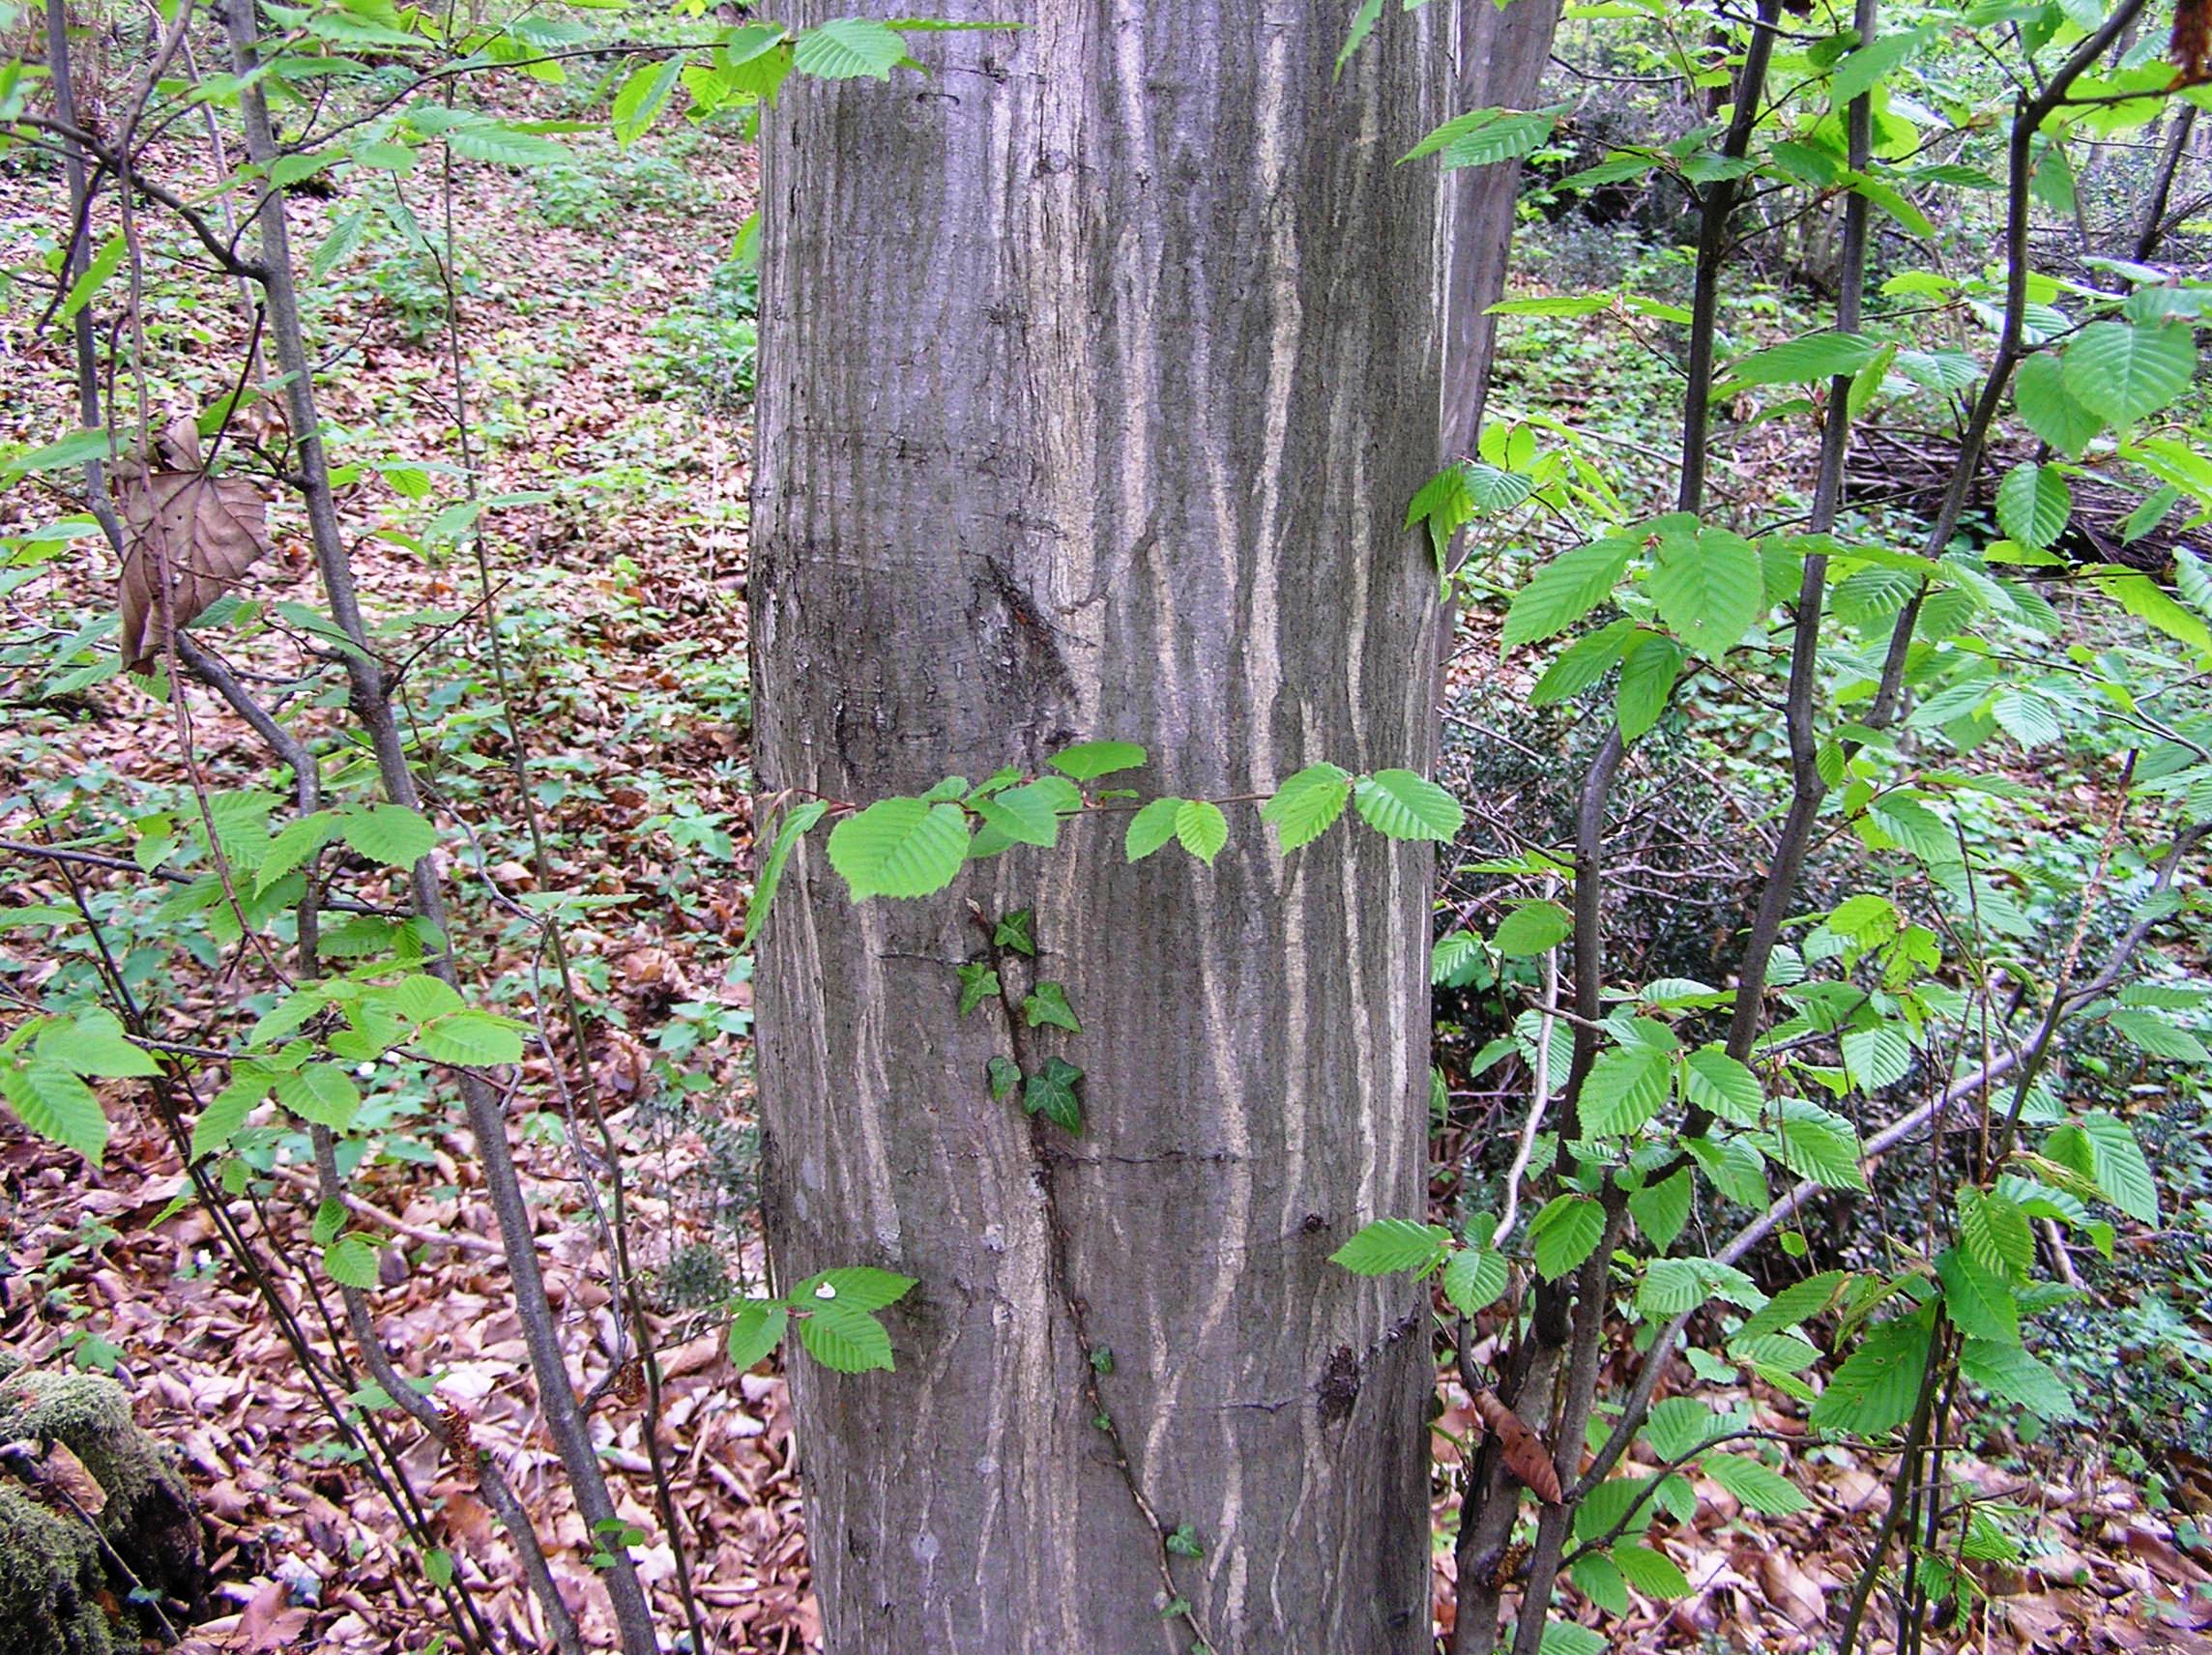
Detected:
[1504,536,1635,650]
[275,1063,362,1131]
[826,798,970,901]
[1937,1247,2020,1344]
[2106,1008,2210,1063]
[796,1266,917,1312]
[2081,1111,2161,1223]
[1260,763,1353,851]
[741,799,827,953]
[1330,1218,1450,1275]
[1959,1338,2076,1423]
[798,1299,895,1371]
[1049,740,1148,781]
[447,122,573,167]
[1441,1246,1509,1315]
[792,16,907,79]
[1175,798,1228,864]
[1960,1186,2036,1281]
[1494,900,1571,957]
[323,1234,380,1289]
[726,1300,788,1370]
[35,1011,158,1079]
[1530,618,1637,706]
[417,1011,526,1068]
[1701,1452,1808,1514]
[258,810,341,893]
[1615,632,1683,741]
[1352,769,1463,841]
[1614,1542,1691,1598]
[1125,797,1183,861]
[1529,1194,1605,1282]
[1737,1271,1848,1340]
[2014,351,2103,457]
[1643,1396,1722,1461]
[1681,1045,1763,1125]
[1996,462,2071,550]
[1841,1023,1912,1090]
[2062,320,2196,428]
[1628,1168,1693,1249]
[0,1060,106,1160]
[339,803,436,868]
[1581,1044,1673,1137]
[1645,524,1763,657]
[1722,332,1880,388]
[1808,1309,1933,1436]
[1762,1098,1866,1190]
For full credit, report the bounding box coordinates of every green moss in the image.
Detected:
[0,1485,112,1655]
[0,1374,158,1519]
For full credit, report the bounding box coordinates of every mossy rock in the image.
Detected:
[0,1369,207,1632]
[0,1484,111,1655]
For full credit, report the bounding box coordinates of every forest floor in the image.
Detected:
[3,78,2212,1655]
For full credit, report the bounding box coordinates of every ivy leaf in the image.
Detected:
[1441,1246,1509,1315]
[1329,1218,1450,1275]
[985,1055,1021,1099]
[1174,799,1229,864]
[826,798,971,901]
[1700,1452,1808,1515]
[1493,900,1571,957]
[340,803,436,868]
[993,908,1036,956]
[1022,981,1082,1034]
[1529,1194,1605,1281]
[799,1299,896,1372]
[1352,769,1463,841]
[1050,740,1148,781]
[1022,1056,1083,1133]
[726,1300,789,1371]
[956,962,1000,1016]
[322,1234,381,1290]
[1260,763,1353,851]
[2062,319,2197,428]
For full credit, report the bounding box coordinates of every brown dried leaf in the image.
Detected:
[1471,1386,1562,1504]
[116,414,272,672]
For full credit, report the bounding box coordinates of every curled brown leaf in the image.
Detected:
[1472,1385,1563,1504]
[115,413,271,673]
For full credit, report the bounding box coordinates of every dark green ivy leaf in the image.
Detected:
[1023,980,1082,1033]
[1023,1056,1083,1132]
[993,909,1036,956]
[956,962,1000,1016]
[985,1055,1021,1100]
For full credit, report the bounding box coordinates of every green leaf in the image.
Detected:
[1643,1396,1723,1461]
[1335,0,1384,75]
[1701,1452,1808,1515]
[258,810,342,894]
[1580,1044,1672,1137]
[1570,1553,1628,1617]
[1995,462,2071,550]
[1494,900,1571,957]
[1330,1218,1449,1275]
[2106,1008,2210,1062]
[1681,1045,1763,1125]
[1829,27,1924,103]
[1022,1056,1083,1134]
[340,803,436,868]
[1960,1186,2036,1281]
[1959,1338,2077,1423]
[54,230,125,327]
[985,1055,1020,1099]
[1736,1271,1848,1339]
[190,1079,259,1160]
[798,1299,895,1372]
[417,1011,526,1068]
[275,1063,362,1131]
[993,909,1035,956]
[1175,799,1229,864]
[726,1301,788,1370]
[797,1266,917,1312]
[323,1234,381,1290]
[2081,1111,2161,1224]
[1840,1023,1912,1090]
[1628,1169,1693,1250]
[1645,524,1763,657]
[792,16,908,79]
[1352,769,1463,841]
[1260,763,1353,851]
[1530,619,1637,706]
[447,122,573,167]
[974,779,1065,849]
[1441,1246,1509,1315]
[1049,740,1148,781]
[742,800,827,953]
[1990,687,2062,748]
[1639,1257,1716,1318]
[2062,320,2197,428]
[35,1011,157,1078]
[826,798,970,901]
[1023,981,1082,1034]
[2013,351,2103,457]
[1615,633,1683,741]
[1721,332,1880,388]
[1529,1195,1605,1282]
[1403,106,1560,169]
[1126,797,1184,861]
[1808,1309,1933,1435]
[310,208,370,281]
[610,55,684,145]
[0,1060,106,1160]
[1761,1098,1866,1190]
[1936,1247,2020,1345]
[1538,1618,1607,1655]
[956,962,1000,1016]
[1615,1542,1692,1598]
[1503,536,1634,650]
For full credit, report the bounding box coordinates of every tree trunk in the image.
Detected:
[1441,0,1565,460]
[751,5,1445,1650]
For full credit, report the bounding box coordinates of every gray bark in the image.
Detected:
[751,4,1446,1650]
[1441,0,1565,460]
